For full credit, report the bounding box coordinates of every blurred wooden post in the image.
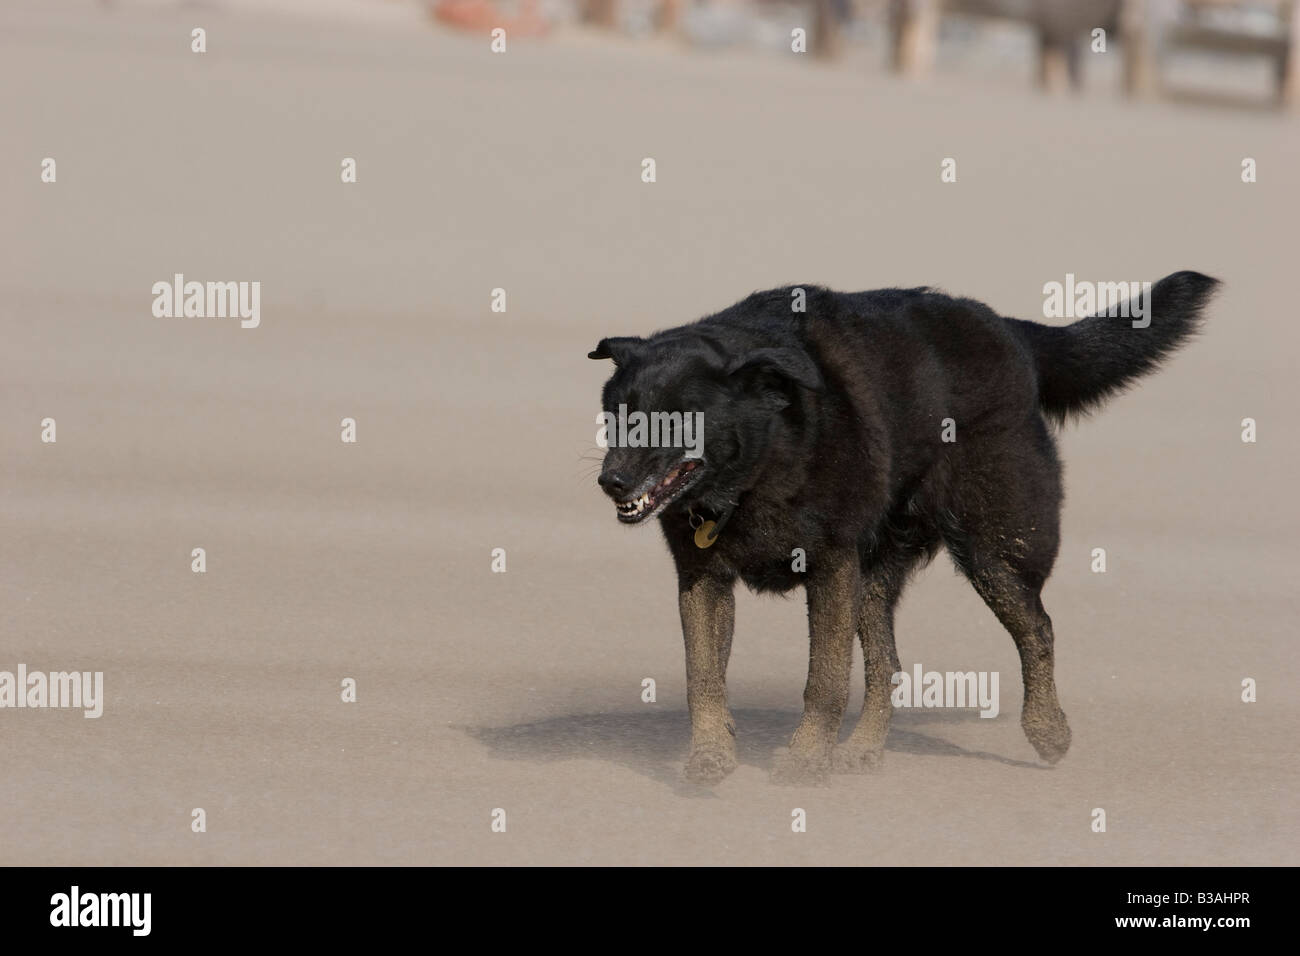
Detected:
[813,0,843,59]
[889,0,938,75]
[583,0,617,29]
[656,0,682,34]
[1037,25,1085,94]
[1121,0,1160,98]
[1282,0,1300,110]
[1038,36,1072,92]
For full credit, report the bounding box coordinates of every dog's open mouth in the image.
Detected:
[616,459,703,524]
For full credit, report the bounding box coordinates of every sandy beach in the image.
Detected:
[2,0,1297,865]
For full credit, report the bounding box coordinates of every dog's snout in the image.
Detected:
[598,468,631,498]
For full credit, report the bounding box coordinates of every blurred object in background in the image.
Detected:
[1123,0,1299,109]
[432,0,549,35]
[889,1,1123,89]
[679,0,853,51]
[881,0,1297,109]
[582,0,619,28]
[140,0,1296,111]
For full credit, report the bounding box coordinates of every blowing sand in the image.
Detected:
[2,0,1297,865]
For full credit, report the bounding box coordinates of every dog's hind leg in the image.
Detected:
[832,562,906,773]
[965,563,1071,764]
[829,504,942,773]
[832,519,939,773]
[944,429,1072,764]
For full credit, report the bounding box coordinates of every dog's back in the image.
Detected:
[694,272,1218,452]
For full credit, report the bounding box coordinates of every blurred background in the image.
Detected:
[103,0,1300,109]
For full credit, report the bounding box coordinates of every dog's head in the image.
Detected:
[588,330,823,524]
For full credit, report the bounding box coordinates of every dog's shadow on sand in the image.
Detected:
[464,709,1042,794]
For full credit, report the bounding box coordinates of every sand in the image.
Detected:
[2,0,1297,865]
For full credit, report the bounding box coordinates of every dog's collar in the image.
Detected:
[688,504,735,549]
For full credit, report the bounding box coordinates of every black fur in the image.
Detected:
[1008,271,1218,421]
[590,271,1219,783]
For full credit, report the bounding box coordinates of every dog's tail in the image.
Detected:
[1008,271,1220,422]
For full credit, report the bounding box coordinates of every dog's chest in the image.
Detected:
[702,510,821,595]
[734,557,806,594]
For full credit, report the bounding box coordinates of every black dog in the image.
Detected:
[590,272,1218,784]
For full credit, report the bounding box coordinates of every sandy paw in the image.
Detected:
[684,745,737,785]
[831,744,886,774]
[1023,707,1071,765]
[769,747,832,786]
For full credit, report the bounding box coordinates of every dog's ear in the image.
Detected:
[587,336,646,366]
[726,347,824,393]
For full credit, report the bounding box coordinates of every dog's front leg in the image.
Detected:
[678,572,738,784]
[772,547,860,785]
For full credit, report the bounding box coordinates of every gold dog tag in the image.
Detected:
[694,521,717,549]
